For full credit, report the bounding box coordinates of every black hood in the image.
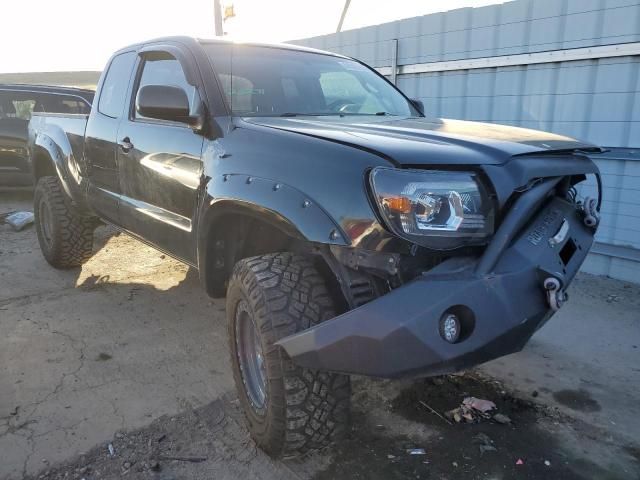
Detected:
[244,116,599,166]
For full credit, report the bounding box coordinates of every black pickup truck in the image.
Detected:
[1,84,93,186]
[28,36,602,457]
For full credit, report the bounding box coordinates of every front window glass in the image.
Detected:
[203,44,418,117]
[134,54,200,121]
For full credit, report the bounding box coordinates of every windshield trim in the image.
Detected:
[198,39,351,61]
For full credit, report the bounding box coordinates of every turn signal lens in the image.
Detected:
[382,196,412,214]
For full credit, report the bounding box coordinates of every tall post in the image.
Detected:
[390,39,398,85]
[214,0,223,36]
[336,0,351,33]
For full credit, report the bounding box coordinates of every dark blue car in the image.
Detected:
[0,84,93,186]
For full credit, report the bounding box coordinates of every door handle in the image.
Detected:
[119,137,134,153]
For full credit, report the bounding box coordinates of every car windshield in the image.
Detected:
[203,43,419,118]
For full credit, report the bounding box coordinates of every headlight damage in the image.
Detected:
[370,168,494,249]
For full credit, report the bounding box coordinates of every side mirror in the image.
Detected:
[136,85,201,127]
[410,98,425,115]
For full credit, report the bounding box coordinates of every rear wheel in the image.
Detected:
[34,176,96,269]
[226,252,351,457]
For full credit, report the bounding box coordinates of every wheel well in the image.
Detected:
[203,211,348,309]
[32,148,56,180]
[204,212,301,297]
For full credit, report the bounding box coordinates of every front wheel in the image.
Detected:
[226,253,351,458]
[34,176,96,269]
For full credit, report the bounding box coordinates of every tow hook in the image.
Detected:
[582,196,599,228]
[544,277,568,312]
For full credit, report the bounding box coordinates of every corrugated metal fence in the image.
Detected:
[293,0,640,283]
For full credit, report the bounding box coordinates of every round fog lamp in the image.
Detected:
[440,313,461,343]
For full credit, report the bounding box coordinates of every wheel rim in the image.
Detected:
[235,300,267,412]
[38,198,53,247]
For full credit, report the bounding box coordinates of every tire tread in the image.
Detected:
[34,176,95,268]
[228,252,351,457]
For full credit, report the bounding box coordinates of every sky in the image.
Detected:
[0,0,505,73]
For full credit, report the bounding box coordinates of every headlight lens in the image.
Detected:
[370,168,494,249]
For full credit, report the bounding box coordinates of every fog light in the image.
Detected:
[440,313,461,343]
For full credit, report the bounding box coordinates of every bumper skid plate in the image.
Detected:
[276,197,594,378]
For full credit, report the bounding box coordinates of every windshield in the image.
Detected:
[203,43,419,117]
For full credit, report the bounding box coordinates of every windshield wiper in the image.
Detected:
[278,112,398,118]
[279,112,340,117]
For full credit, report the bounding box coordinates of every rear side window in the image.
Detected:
[98,51,136,118]
[0,92,91,120]
[57,97,91,114]
[0,94,34,120]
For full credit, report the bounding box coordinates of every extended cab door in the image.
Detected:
[85,51,137,223]
[116,48,205,264]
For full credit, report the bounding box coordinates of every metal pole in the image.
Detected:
[214,0,223,36]
[337,0,351,33]
[390,39,398,85]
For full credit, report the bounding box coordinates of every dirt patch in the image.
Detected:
[25,394,304,480]
[314,374,632,480]
[552,389,602,412]
[26,373,639,480]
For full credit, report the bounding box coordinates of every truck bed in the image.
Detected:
[28,112,90,176]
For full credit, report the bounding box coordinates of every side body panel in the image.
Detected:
[84,113,123,222]
[115,44,207,264]
[0,115,30,184]
[117,120,204,263]
[84,51,138,223]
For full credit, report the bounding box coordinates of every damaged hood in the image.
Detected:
[243,116,600,166]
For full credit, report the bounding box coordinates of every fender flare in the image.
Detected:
[31,132,84,207]
[196,174,350,289]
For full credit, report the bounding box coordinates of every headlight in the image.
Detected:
[370,167,494,249]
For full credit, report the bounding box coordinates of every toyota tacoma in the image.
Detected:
[28,36,602,457]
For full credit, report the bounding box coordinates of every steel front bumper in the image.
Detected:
[276,194,595,378]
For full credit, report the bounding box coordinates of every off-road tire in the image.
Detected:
[34,176,95,269]
[226,252,351,458]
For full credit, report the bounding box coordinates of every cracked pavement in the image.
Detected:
[1,191,233,479]
[1,189,639,480]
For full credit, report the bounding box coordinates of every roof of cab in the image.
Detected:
[112,35,347,60]
[0,84,95,104]
[0,84,95,96]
